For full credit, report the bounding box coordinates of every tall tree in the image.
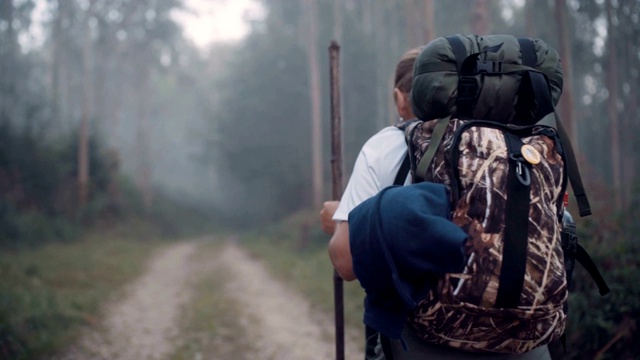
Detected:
[78,1,96,209]
[524,0,535,36]
[554,0,577,146]
[605,0,622,209]
[372,0,391,128]
[0,0,17,121]
[423,0,436,42]
[304,0,324,209]
[404,0,420,46]
[135,66,153,210]
[471,0,490,35]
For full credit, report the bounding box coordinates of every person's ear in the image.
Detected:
[394,88,410,119]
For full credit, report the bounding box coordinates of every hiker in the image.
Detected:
[320,39,560,359]
[320,45,420,240]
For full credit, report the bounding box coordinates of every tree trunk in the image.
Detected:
[471,0,490,35]
[136,66,153,212]
[51,0,63,124]
[554,0,577,147]
[78,9,93,210]
[373,0,390,127]
[304,0,323,209]
[387,0,403,123]
[423,0,436,42]
[606,0,622,209]
[0,0,17,120]
[404,0,419,46]
[524,0,535,37]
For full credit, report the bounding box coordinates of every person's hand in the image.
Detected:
[320,201,340,235]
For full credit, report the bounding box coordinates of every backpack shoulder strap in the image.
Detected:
[518,37,592,217]
[415,115,451,182]
[395,119,421,185]
[555,120,592,216]
[394,153,411,186]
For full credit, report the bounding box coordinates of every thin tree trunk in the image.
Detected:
[525,0,535,37]
[373,0,390,127]
[51,0,64,125]
[554,0,577,147]
[471,0,490,35]
[606,0,622,209]
[136,65,153,212]
[304,0,323,209]
[387,0,401,124]
[423,0,436,42]
[362,0,373,35]
[627,79,637,195]
[618,24,634,208]
[0,0,17,120]
[78,8,94,210]
[404,0,419,46]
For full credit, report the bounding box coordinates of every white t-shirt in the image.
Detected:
[333,126,410,222]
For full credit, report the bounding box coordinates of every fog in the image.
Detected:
[1,0,638,227]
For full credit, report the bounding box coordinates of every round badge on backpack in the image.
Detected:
[522,144,541,165]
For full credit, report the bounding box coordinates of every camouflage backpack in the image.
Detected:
[396,35,608,353]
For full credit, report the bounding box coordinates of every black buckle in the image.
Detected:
[475,60,503,74]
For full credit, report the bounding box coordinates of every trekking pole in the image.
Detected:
[328,40,345,360]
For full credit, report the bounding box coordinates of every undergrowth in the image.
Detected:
[0,218,174,360]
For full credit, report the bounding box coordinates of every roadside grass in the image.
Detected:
[170,241,255,360]
[238,210,366,332]
[0,218,174,360]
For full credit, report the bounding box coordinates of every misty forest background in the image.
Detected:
[1,0,639,359]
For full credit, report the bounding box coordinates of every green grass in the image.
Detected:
[170,241,256,360]
[238,210,366,331]
[0,219,172,360]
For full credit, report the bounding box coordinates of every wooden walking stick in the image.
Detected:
[328,40,345,360]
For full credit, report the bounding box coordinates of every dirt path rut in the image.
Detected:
[56,241,198,360]
[56,238,364,360]
[219,241,363,360]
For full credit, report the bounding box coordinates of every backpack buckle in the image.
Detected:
[475,60,503,74]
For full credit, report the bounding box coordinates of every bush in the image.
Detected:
[0,204,78,249]
[0,119,117,248]
[564,201,640,359]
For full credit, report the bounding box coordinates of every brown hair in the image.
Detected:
[394,47,421,96]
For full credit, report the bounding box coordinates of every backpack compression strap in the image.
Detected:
[517,38,592,217]
[495,132,532,308]
[442,36,537,120]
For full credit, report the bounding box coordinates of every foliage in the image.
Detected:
[0,225,168,360]
[564,198,640,359]
[0,119,111,248]
[0,0,638,357]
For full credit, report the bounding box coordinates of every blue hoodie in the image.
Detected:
[348,181,468,340]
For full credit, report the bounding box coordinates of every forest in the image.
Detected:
[0,0,638,359]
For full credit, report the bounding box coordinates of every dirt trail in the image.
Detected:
[56,238,364,360]
[56,241,199,360]
[219,240,363,360]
